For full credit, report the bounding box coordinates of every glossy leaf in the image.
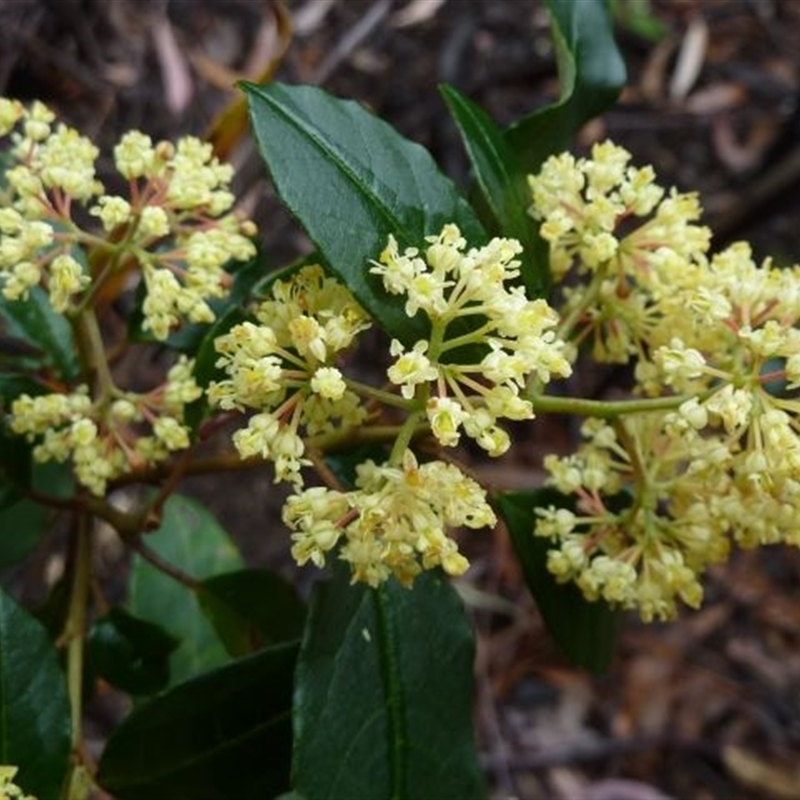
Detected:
[505,0,627,172]
[0,374,49,510]
[88,607,180,695]
[0,461,73,568]
[97,642,297,800]
[440,84,548,297]
[611,0,668,41]
[324,443,391,489]
[0,585,70,800]
[0,286,80,381]
[0,498,49,568]
[32,577,71,641]
[494,489,620,672]
[198,569,306,657]
[0,422,30,510]
[129,493,244,685]
[0,373,47,406]
[244,81,485,344]
[292,564,485,800]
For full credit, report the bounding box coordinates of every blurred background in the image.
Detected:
[2,2,800,798]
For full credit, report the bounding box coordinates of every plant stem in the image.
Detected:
[71,309,115,400]
[528,392,690,418]
[63,514,92,755]
[389,410,425,465]
[129,538,199,590]
[556,262,608,341]
[344,378,413,409]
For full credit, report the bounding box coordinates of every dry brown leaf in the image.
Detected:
[391,0,449,29]
[150,14,193,114]
[670,15,709,100]
[682,82,747,115]
[618,648,674,736]
[712,115,777,174]
[639,35,678,103]
[723,744,800,800]
[205,1,293,159]
[292,0,337,37]
[726,638,791,690]
[581,778,676,800]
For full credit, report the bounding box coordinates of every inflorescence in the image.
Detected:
[4,95,800,617]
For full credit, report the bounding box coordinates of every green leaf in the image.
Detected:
[97,641,297,800]
[0,585,70,800]
[0,422,30,510]
[292,565,485,800]
[324,443,391,489]
[0,286,80,381]
[88,607,180,695]
[0,373,48,407]
[439,84,548,297]
[198,569,306,658]
[129,493,244,685]
[0,461,73,568]
[0,376,51,510]
[494,489,620,672]
[610,0,668,42]
[31,577,71,641]
[243,81,485,345]
[0,498,49,568]
[505,0,627,172]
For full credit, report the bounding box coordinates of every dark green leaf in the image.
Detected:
[611,0,668,42]
[324,443,391,490]
[505,0,627,172]
[0,497,49,568]
[0,375,50,510]
[292,564,485,800]
[0,585,70,800]
[250,251,324,302]
[0,461,73,568]
[0,373,47,407]
[97,642,297,800]
[88,607,180,695]
[440,84,548,297]
[0,286,80,381]
[198,569,306,657]
[129,493,244,685]
[32,577,71,641]
[243,81,485,345]
[494,489,620,672]
[0,422,30,510]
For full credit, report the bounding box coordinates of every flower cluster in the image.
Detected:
[208,264,371,486]
[283,449,495,586]
[372,224,572,455]
[0,766,36,800]
[528,143,800,620]
[535,415,729,621]
[10,357,201,495]
[528,140,711,363]
[0,98,255,335]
